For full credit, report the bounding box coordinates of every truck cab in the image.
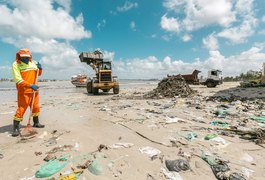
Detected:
[200,70,222,88]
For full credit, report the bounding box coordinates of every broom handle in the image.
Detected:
[27,67,39,125]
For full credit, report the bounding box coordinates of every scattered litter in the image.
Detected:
[34,152,42,156]
[57,169,83,180]
[139,146,161,159]
[184,132,198,141]
[88,160,104,175]
[99,106,111,111]
[210,120,229,128]
[251,116,265,123]
[74,142,80,151]
[35,155,69,178]
[165,159,190,172]
[211,137,227,145]
[43,154,56,162]
[47,145,73,154]
[215,109,229,118]
[38,131,48,139]
[201,153,246,180]
[164,116,186,124]
[241,167,254,178]
[204,134,218,140]
[98,144,108,152]
[43,137,58,147]
[161,167,183,180]
[77,160,92,169]
[240,153,254,163]
[111,142,134,149]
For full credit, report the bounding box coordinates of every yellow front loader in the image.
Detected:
[79,50,119,95]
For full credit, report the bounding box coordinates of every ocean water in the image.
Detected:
[0,80,158,90]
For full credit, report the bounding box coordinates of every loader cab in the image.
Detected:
[102,62,112,70]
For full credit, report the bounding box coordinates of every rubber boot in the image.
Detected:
[33,116,45,128]
[12,120,20,137]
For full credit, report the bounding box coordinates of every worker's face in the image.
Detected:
[20,57,30,64]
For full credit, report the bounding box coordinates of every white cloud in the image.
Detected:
[0,0,92,79]
[161,0,257,44]
[182,34,191,42]
[113,46,265,79]
[163,0,185,11]
[2,36,87,79]
[160,15,180,33]
[162,0,235,32]
[97,19,106,31]
[130,21,136,31]
[203,33,219,50]
[217,0,257,43]
[117,1,138,12]
[0,1,91,40]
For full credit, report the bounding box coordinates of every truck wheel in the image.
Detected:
[86,81,92,93]
[113,86,119,94]
[206,81,214,88]
[92,87,99,95]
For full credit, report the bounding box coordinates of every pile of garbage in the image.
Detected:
[144,75,194,98]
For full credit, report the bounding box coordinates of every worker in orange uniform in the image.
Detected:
[12,48,45,137]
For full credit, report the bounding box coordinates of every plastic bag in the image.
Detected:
[35,155,69,178]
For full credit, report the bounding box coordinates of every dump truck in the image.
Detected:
[79,50,119,95]
[181,69,222,88]
[181,70,201,85]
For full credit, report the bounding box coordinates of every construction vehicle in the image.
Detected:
[79,50,119,95]
[200,69,223,88]
[181,69,222,88]
[181,70,201,85]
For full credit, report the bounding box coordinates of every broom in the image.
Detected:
[21,68,39,137]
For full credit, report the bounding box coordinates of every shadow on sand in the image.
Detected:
[0,124,26,134]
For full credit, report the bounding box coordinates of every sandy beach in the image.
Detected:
[0,81,265,180]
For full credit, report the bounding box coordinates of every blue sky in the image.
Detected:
[0,0,265,79]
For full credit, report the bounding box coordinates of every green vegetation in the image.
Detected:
[223,70,262,82]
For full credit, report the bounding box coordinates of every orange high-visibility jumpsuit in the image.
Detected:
[12,49,42,121]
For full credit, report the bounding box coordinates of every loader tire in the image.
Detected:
[113,86,119,94]
[86,81,92,93]
[92,87,99,95]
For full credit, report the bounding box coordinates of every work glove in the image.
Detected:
[30,84,39,91]
[37,62,42,70]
